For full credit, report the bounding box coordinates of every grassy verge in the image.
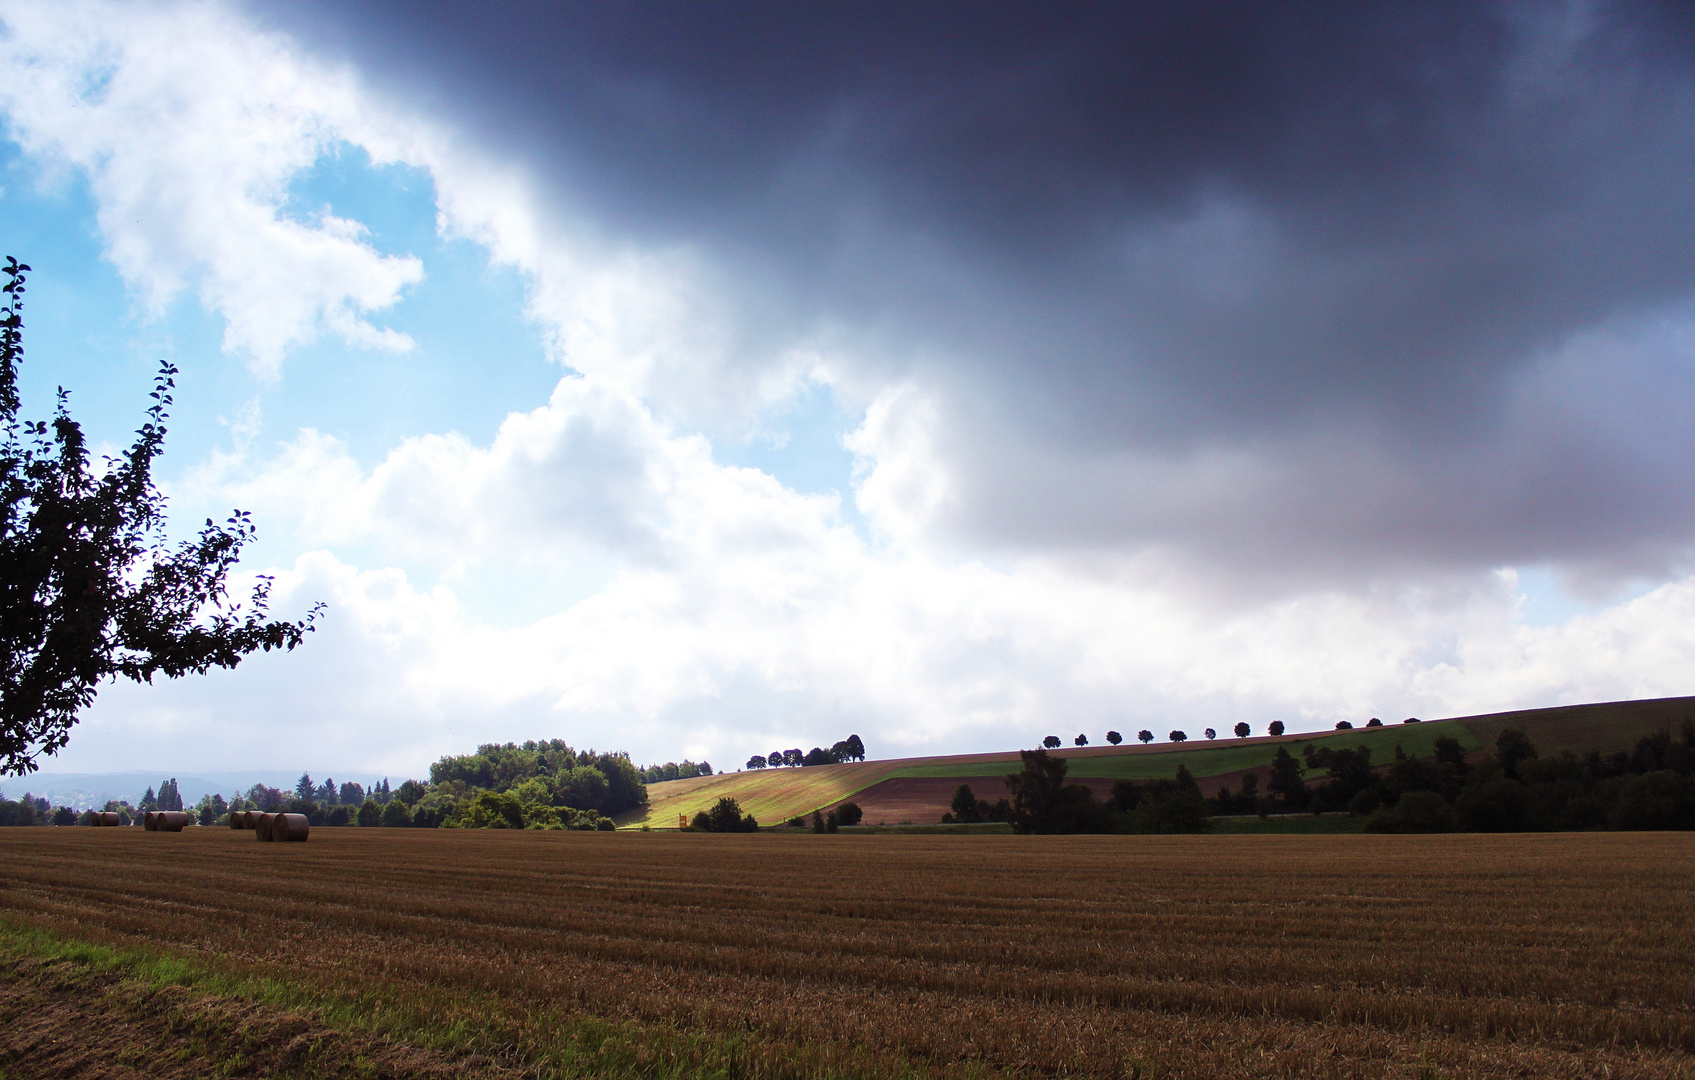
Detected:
[0,915,972,1080]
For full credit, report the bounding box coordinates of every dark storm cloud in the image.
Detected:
[265,1,1695,578]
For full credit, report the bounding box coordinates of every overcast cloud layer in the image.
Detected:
[2,0,1694,783]
[265,0,1695,583]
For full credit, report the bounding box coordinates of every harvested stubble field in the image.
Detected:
[0,829,1691,1080]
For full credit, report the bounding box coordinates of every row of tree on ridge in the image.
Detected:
[1042,717,1421,748]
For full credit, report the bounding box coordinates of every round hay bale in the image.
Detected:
[238,810,256,829]
[99,811,120,826]
[272,813,310,842]
[157,810,193,832]
[228,811,244,829]
[254,812,276,841]
[143,811,157,831]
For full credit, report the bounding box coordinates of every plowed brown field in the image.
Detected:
[1,828,1691,1080]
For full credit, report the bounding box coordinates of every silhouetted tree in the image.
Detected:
[1366,717,1383,727]
[1433,736,1468,769]
[1269,720,1285,736]
[1074,733,1088,747]
[782,748,804,768]
[1335,721,1353,730]
[1042,735,1061,749]
[745,755,767,769]
[1494,728,1538,781]
[1105,730,1122,745]
[1137,730,1153,744]
[1268,747,1307,809]
[830,734,867,762]
[1234,722,1250,738]
[1204,728,1216,740]
[0,260,319,776]
[1006,750,1110,833]
[767,751,783,767]
[1169,730,1187,743]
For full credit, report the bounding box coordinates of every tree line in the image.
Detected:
[971,750,1215,834]
[744,734,865,770]
[0,738,655,831]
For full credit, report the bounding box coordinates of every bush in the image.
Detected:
[381,800,412,827]
[1124,791,1212,834]
[1364,791,1457,833]
[1347,788,1382,817]
[835,802,863,826]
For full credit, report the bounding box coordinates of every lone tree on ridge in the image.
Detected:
[1234,722,1250,738]
[1105,730,1122,745]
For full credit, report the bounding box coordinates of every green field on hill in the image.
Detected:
[887,719,1480,782]
[622,696,1695,829]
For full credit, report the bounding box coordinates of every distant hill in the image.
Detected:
[1,771,307,810]
[623,695,1695,828]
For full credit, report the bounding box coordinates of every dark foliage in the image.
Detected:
[1267,746,1307,809]
[833,801,862,826]
[1234,722,1250,738]
[692,796,759,832]
[0,260,320,776]
[1105,730,1122,745]
[1268,720,1285,736]
[1359,721,1695,832]
[1006,750,1113,833]
[941,783,1008,824]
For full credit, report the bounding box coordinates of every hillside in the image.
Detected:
[623,694,1695,828]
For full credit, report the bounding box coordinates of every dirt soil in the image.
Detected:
[0,953,515,1080]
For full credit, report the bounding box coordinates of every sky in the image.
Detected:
[4,0,1695,786]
